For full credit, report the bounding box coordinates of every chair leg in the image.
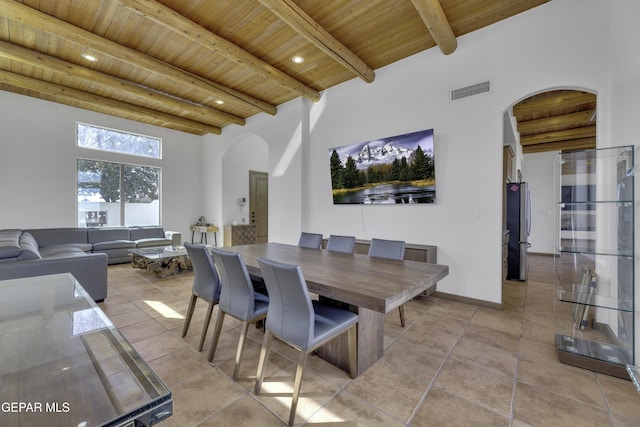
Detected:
[207,309,226,362]
[254,330,273,394]
[289,351,308,427]
[181,294,197,338]
[233,321,250,380]
[198,301,216,352]
[347,325,357,379]
[398,304,406,327]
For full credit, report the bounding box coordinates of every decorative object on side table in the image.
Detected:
[191,216,218,245]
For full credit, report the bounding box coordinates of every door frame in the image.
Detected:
[249,170,268,243]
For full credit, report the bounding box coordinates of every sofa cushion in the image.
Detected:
[88,228,131,243]
[93,247,134,265]
[26,228,89,248]
[39,245,88,258]
[0,243,21,259]
[0,230,33,261]
[0,229,22,240]
[17,232,41,261]
[135,238,172,248]
[69,243,93,252]
[0,230,23,259]
[129,226,164,240]
[0,252,109,301]
[92,240,136,251]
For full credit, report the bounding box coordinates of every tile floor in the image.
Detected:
[99,254,640,426]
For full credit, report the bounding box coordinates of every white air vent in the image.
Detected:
[451,81,491,101]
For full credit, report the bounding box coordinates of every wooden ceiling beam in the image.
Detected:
[0,0,276,115]
[0,70,221,135]
[118,0,321,102]
[520,126,596,145]
[257,0,375,83]
[517,109,595,134]
[513,91,595,117]
[0,40,245,128]
[522,137,596,154]
[409,0,457,55]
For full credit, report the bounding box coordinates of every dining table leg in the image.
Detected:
[315,303,384,376]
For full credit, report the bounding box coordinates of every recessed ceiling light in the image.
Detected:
[215,99,224,105]
[291,55,305,64]
[81,53,98,62]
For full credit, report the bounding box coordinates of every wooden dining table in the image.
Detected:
[223,242,449,376]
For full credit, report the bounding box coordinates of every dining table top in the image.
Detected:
[222,242,449,313]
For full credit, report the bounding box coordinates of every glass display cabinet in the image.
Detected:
[554,145,634,378]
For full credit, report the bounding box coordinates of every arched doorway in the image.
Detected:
[502,89,597,284]
[222,134,269,243]
[512,90,596,155]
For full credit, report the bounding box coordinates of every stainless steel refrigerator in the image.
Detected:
[506,182,531,281]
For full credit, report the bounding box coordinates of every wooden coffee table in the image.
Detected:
[130,246,193,277]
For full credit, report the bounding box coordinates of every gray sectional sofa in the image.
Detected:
[0,226,181,302]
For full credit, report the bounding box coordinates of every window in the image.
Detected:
[77,159,160,227]
[77,123,161,227]
[77,122,161,159]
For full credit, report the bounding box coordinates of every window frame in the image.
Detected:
[76,122,162,160]
[76,122,163,227]
[76,158,162,227]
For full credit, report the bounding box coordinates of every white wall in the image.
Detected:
[215,0,613,304]
[0,91,202,240]
[609,0,640,364]
[221,135,268,226]
[201,98,306,246]
[522,151,558,254]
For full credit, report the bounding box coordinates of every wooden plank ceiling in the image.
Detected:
[513,90,597,154]
[0,0,549,136]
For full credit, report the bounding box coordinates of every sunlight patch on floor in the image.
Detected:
[144,300,184,319]
[260,377,343,423]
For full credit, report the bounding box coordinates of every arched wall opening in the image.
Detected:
[221,134,269,232]
[503,87,598,257]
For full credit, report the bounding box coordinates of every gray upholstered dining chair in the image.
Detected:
[297,232,323,249]
[325,234,356,253]
[208,248,269,380]
[182,242,221,352]
[368,238,407,326]
[255,256,358,427]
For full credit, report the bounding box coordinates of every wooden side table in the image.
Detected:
[191,224,218,245]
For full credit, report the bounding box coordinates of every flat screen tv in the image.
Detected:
[328,128,435,205]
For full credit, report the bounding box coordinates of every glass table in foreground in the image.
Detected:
[0,273,172,426]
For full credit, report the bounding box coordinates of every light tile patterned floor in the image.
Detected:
[99,255,640,426]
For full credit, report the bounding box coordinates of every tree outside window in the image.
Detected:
[77,159,160,226]
[77,123,161,227]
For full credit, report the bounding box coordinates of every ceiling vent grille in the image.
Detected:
[451,81,491,101]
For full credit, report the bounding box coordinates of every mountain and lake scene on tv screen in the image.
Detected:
[328,128,435,205]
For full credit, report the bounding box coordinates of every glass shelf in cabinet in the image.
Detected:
[554,287,633,312]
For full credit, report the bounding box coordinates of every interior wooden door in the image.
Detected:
[249,170,268,243]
